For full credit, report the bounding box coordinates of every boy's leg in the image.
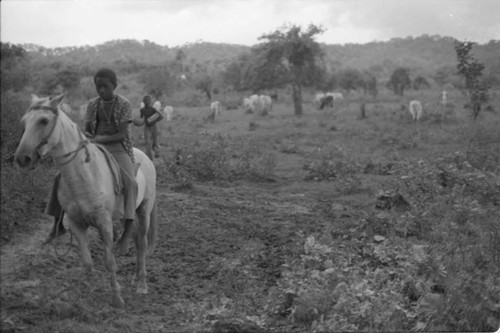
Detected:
[144,126,153,160]
[151,125,160,158]
[113,152,138,255]
[44,172,66,244]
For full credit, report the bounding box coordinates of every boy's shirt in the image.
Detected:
[140,105,162,126]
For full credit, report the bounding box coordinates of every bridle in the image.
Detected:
[30,105,91,166]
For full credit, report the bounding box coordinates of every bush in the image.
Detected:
[1,91,56,245]
[157,134,276,188]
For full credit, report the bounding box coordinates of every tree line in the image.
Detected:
[1,29,497,117]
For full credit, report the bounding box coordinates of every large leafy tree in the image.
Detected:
[194,73,213,100]
[240,46,288,93]
[412,75,430,90]
[140,65,175,99]
[0,43,30,92]
[387,67,411,96]
[258,24,325,116]
[338,68,364,93]
[360,70,378,97]
[454,40,490,120]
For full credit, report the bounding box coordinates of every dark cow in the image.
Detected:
[319,95,333,110]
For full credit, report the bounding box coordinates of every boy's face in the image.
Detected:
[95,77,116,101]
[144,97,152,106]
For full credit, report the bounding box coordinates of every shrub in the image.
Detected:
[303,146,360,181]
[158,134,276,187]
[1,91,56,245]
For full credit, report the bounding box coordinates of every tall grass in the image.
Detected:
[156,133,277,190]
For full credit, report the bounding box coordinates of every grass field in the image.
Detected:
[1,89,499,332]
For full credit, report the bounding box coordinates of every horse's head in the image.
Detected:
[14,94,65,169]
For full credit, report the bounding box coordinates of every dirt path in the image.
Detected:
[1,168,384,332]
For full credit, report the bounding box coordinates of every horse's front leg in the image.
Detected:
[133,208,149,294]
[97,216,124,309]
[68,218,93,275]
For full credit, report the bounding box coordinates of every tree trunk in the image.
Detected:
[360,103,367,119]
[292,83,302,116]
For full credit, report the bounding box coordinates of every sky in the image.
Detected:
[1,0,499,48]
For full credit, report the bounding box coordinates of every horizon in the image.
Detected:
[5,33,498,51]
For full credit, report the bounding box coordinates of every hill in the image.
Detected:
[20,35,500,79]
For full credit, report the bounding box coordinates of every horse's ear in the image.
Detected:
[31,94,40,105]
[49,94,66,109]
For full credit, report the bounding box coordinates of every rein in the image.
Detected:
[53,138,91,166]
[30,105,91,165]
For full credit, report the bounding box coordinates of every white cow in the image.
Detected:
[314,92,326,106]
[441,90,447,106]
[260,95,272,114]
[210,101,222,117]
[243,94,263,114]
[243,98,252,112]
[163,106,174,121]
[409,100,423,121]
[153,101,162,112]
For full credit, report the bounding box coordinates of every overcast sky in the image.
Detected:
[1,0,499,48]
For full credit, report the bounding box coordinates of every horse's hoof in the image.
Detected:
[112,295,125,309]
[116,240,130,256]
[42,229,66,245]
[42,235,56,245]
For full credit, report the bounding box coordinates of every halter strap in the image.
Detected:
[30,104,92,165]
[54,135,91,166]
[31,105,59,152]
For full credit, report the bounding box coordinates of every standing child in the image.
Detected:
[139,95,163,159]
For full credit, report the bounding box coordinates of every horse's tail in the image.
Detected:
[148,198,158,252]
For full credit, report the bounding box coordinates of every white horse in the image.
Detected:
[14,94,158,308]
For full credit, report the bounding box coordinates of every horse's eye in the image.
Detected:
[39,118,49,126]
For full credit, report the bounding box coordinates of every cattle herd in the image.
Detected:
[243,94,273,115]
[140,88,450,123]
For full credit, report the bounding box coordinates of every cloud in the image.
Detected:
[1,0,498,48]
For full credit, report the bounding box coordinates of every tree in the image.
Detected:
[56,65,82,93]
[360,71,378,97]
[175,48,187,74]
[140,65,175,99]
[412,75,430,90]
[258,24,325,116]
[240,45,290,93]
[454,40,490,120]
[222,61,243,91]
[194,74,213,100]
[387,67,411,96]
[0,43,30,92]
[338,68,364,94]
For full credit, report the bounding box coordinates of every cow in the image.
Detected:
[319,95,334,110]
[153,101,162,112]
[314,92,326,106]
[163,106,174,121]
[260,95,273,115]
[409,100,423,121]
[327,92,344,102]
[210,101,222,117]
[441,90,447,106]
[243,94,263,114]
